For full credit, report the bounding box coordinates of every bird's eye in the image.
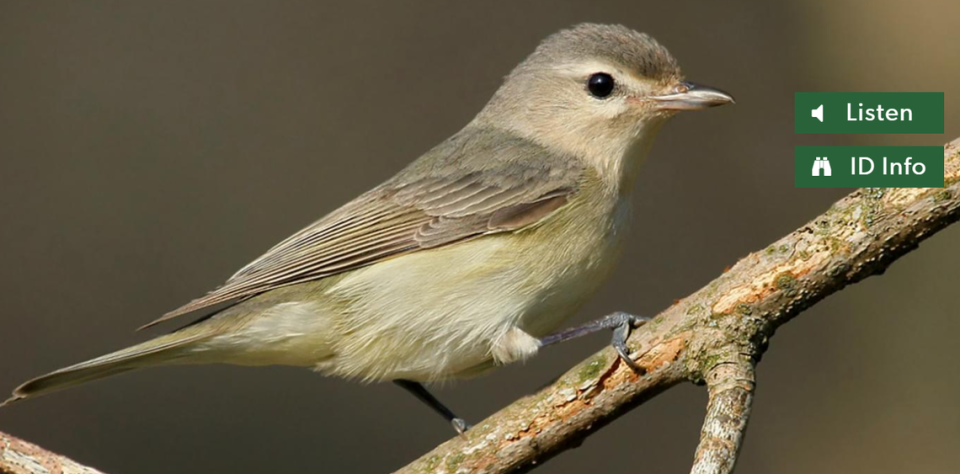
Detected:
[587,73,615,98]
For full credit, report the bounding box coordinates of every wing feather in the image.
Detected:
[141,128,583,329]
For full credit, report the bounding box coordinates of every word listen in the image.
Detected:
[851,156,926,176]
[847,103,913,121]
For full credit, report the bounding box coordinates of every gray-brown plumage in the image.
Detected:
[146,128,584,327]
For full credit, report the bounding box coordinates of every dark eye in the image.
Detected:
[587,73,615,98]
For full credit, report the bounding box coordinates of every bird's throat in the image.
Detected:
[596,119,666,196]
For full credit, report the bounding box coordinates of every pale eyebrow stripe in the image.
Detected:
[547,61,660,90]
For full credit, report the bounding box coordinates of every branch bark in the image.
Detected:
[0,431,105,474]
[690,354,755,474]
[1,141,957,474]
[397,137,960,474]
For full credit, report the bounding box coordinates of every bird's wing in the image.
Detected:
[142,130,583,328]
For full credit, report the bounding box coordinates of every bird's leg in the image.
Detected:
[538,311,652,373]
[394,379,471,435]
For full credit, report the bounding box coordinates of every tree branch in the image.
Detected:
[0,431,106,474]
[397,137,960,474]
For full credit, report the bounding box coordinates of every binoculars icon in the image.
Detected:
[813,157,832,177]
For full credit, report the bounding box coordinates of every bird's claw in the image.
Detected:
[451,417,472,435]
[609,312,651,373]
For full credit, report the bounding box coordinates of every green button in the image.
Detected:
[795,92,944,134]
[795,146,944,188]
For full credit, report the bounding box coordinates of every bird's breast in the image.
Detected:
[508,188,632,337]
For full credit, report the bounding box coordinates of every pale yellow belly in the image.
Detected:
[316,194,628,382]
[199,191,630,384]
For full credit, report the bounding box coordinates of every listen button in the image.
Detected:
[795,93,944,134]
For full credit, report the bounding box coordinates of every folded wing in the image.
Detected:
[143,130,583,328]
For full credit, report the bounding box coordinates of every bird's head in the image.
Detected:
[479,23,733,177]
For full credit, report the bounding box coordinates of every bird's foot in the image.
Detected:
[607,312,651,373]
[539,311,652,373]
[451,417,472,435]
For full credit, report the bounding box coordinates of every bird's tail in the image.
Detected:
[2,331,210,407]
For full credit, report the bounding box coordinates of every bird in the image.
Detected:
[2,23,733,434]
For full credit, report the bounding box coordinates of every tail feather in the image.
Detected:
[2,333,208,407]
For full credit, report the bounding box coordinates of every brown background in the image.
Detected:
[1,1,958,473]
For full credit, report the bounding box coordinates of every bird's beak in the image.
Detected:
[650,82,735,111]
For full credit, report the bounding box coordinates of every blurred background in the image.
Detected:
[1,1,957,473]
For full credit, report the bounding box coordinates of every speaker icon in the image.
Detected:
[811,104,824,122]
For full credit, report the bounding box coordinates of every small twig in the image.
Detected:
[690,353,756,474]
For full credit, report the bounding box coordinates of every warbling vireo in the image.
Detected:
[3,23,732,433]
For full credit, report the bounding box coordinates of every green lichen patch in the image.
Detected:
[945,172,960,187]
[826,236,848,254]
[421,455,441,472]
[709,311,728,322]
[934,189,952,203]
[863,188,887,200]
[445,452,466,472]
[699,353,722,375]
[775,273,798,297]
[815,218,832,233]
[775,272,796,290]
[576,353,608,384]
[858,188,889,227]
